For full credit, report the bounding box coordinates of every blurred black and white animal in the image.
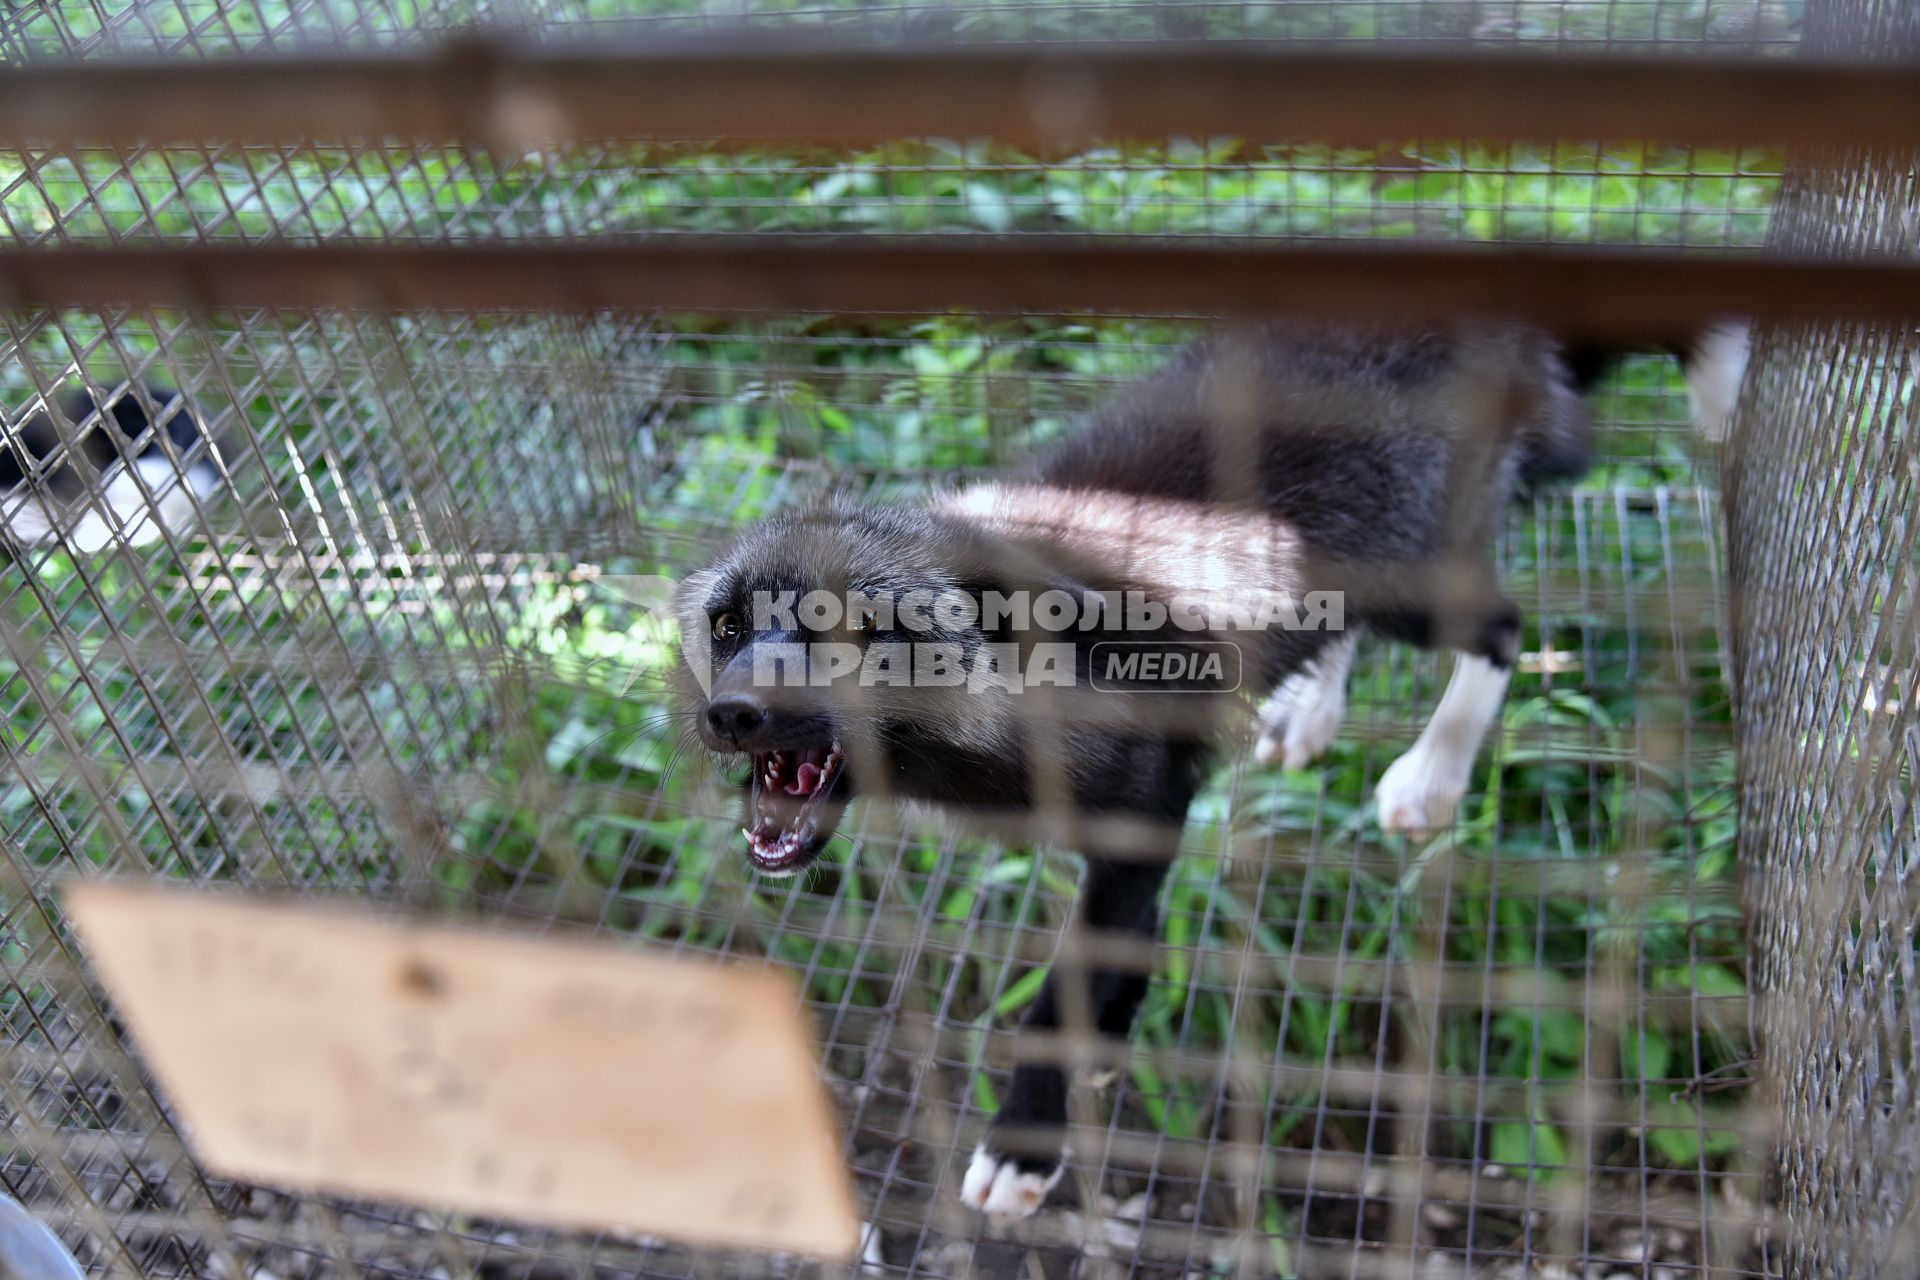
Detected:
[1,383,222,554]
[677,319,1746,1218]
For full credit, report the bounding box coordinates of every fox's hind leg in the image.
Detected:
[961,851,1172,1217]
[1375,651,1510,836]
[1253,631,1356,768]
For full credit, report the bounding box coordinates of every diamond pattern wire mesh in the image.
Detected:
[0,0,1848,1277]
[0,0,1801,53]
[1722,1,1920,1273]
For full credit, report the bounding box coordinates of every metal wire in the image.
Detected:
[0,319,1761,1278]
[1724,1,1920,1273]
[0,0,1800,55]
[0,1,1831,1277]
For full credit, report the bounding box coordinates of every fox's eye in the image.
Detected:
[711,612,741,641]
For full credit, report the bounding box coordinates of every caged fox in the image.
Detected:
[676,319,1745,1218]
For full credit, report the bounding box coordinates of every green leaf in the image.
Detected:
[994,966,1051,1017]
[1624,1027,1673,1083]
[1491,1113,1568,1171]
[1538,1010,1587,1067]
[1645,1098,1740,1165]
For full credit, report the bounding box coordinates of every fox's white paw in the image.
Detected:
[1375,742,1471,836]
[1253,677,1345,768]
[960,1145,1062,1218]
[1253,638,1354,769]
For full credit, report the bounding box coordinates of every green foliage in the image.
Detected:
[0,118,1761,1237]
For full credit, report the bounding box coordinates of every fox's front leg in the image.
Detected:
[961,855,1170,1218]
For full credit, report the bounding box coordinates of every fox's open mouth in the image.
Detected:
[744,742,847,875]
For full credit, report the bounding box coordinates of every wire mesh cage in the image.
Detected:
[1,314,1753,1279]
[0,1,1911,1278]
[0,0,1802,53]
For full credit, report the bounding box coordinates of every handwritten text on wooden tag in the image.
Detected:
[64,881,859,1258]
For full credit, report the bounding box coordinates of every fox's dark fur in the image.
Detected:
[678,319,1697,1213]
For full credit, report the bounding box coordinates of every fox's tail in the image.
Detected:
[1561,322,1751,445]
[1674,322,1751,445]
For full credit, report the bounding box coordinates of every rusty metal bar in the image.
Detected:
[0,38,1916,150]
[2,239,1917,332]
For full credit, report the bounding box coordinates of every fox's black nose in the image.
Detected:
[706,693,768,745]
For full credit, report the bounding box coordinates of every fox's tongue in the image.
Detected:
[744,743,845,873]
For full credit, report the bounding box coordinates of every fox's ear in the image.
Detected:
[664,564,718,640]
[671,567,720,622]
[667,567,722,696]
